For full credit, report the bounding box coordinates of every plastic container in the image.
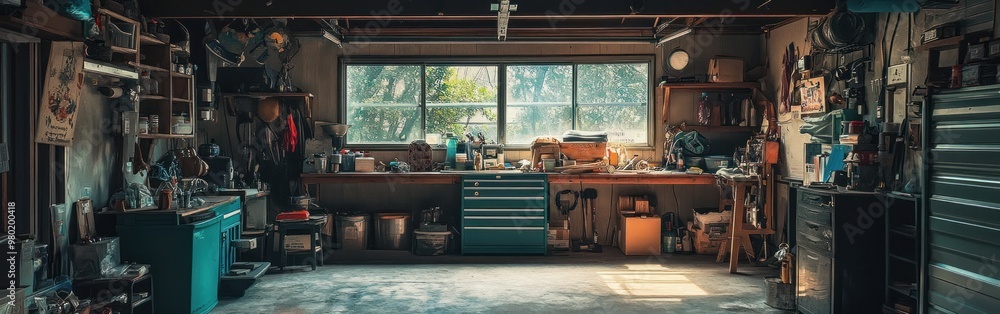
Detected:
[413,230,450,256]
[336,215,368,250]
[374,213,411,250]
[703,156,733,173]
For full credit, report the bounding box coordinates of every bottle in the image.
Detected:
[158,188,173,210]
[662,213,677,253]
[682,231,693,253]
[445,133,458,168]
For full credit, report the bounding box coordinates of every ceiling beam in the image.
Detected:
[141,0,835,19]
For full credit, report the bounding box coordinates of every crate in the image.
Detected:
[693,227,727,255]
[560,142,606,161]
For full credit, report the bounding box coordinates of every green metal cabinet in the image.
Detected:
[116,198,241,314]
[461,174,548,255]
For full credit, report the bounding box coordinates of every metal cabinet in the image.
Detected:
[461,174,548,255]
[924,85,1000,313]
[795,187,886,314]
[115,197,241,314]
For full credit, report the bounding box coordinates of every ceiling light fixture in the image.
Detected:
[655,27,692,47]
[491,0,517,41]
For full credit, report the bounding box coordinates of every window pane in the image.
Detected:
[345,65,422,144]
[505,65,573,144]
[426,66,499,141]
[576,63,649,144]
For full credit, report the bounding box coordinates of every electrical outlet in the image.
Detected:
[888,64,908,86]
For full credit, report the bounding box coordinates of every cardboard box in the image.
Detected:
[619,214,661,255]
[693,208,731,238]
[693,228,727,255]
[284,235,312,251]
[708,56,745,83]
[548,229,570,241]
[549,239,571,249]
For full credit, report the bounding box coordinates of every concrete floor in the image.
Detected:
[214,250,790,314]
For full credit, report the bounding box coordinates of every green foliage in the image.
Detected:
[345,62,649,145]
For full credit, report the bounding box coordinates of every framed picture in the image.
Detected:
[799,77,826,115]
[35,42,85,146]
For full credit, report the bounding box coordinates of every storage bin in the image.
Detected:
[414,230,450,256]
[559,142,606,161]
[336,215,367,250]
[355,157,376,172]
[374,213,411,250]
[704,156,733,173]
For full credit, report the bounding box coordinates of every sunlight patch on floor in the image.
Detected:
[601,263,708,300]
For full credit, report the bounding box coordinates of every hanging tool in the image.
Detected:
[572,188,602,252]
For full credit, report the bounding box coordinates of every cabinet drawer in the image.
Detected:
[463,208,546,217]
[797,203,832,227]
[464,197,547,209]
[462,179,546,188]
[462,227,546,247]
[463,187,546,198]
[463,216,546,228]
[797,246,832,314]
[798,191,833,208]
[463,174,547,181]
[797,218,833,254]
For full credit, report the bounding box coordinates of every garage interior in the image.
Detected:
[1,0,998,313]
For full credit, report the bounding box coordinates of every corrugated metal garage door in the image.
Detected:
[926,85,1000,314]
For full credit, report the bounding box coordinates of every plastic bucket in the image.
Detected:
[374,213,411,250]
[414,230,450,256]
[336,215,367,250]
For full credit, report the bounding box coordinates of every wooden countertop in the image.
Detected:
[120,195,239,217]
[300,172,716,185]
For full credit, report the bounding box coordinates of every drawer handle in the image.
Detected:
[805,221,820,230]
[806,253,820,261]
[474,191,479,196]
[474,182,480,187]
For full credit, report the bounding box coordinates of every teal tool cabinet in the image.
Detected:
[116,197,241,314]
[461,173,548,255]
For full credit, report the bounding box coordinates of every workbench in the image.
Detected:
[300,172,717,185]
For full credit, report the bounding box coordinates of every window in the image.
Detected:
[576,63,649,144]
[504,65,572,144]
[343,60,651,146]
[426,65,499,141]
[345,65,422,144]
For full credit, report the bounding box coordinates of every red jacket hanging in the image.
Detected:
[283,114,298,153]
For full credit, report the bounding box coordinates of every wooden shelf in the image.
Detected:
[96,8,138,25]
[140,95,169,101]
[916,36,964,52]
[226,92,315,99]
[128,62,169,73]
[660,82,760,90]
[172,98,192,103]
[138,133,194,140]
[139,33,166,45]
[171,72,193,79]
[110,46,138,55]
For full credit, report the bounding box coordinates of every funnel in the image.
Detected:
[321,123,351,137]
[321,123,351,151]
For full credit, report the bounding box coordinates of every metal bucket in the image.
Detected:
[336,215,368,251]
[374,213,411,250]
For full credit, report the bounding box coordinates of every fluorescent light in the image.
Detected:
[322,29,343,47]
[83,60,138,80]
[655,28,692,46]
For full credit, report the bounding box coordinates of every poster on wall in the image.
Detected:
[35,41,85,146]
[799,77,826,115]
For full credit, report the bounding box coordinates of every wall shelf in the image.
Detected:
[138,134,195,140]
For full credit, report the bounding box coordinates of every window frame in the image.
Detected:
[340,55,655,149]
